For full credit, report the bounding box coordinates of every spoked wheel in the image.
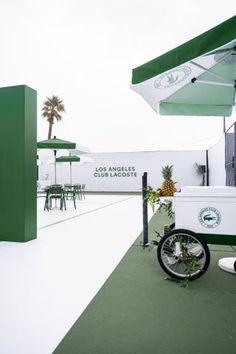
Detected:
[157,229,210,280]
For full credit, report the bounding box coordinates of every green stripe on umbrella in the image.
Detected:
[56,155,80,163]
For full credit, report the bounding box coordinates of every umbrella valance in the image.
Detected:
[131,16,236,116]
[56,155,80,163]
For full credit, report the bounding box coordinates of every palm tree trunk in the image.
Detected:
[48,122,53,139]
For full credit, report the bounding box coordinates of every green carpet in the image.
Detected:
[54,210,236,354]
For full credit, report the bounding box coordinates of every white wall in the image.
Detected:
[38,150,206,192]
[208,135,226,186]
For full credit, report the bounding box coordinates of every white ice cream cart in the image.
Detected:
[157,186,236,280]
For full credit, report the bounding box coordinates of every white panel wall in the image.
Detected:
[208,135,226,186]
[38,150,206,192]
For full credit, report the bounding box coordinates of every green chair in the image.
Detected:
[81,184,86,199]
[73,184,82,200]
[64,184,77,209]
[64,184,73,200]
[44,185,66,211]
[43,186,51,211]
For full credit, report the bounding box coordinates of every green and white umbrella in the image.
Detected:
[55,155,94,185]
[132,16,236,273]
[131,16,236,117]
[37,136,76,184]
[56,155,80,185]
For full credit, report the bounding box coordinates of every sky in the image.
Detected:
[0,0,236,152]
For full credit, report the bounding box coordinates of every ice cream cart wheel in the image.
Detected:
[157,229,210,280]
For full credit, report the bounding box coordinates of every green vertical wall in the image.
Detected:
[0,85,37,242]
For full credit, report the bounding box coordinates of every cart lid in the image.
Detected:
[175,186,236,197]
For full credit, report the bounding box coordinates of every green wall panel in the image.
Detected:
[0,85,37,242]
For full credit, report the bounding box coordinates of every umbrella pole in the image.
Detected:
[70,162,72,185]
[54,150,57,184]
[142,172,149,247]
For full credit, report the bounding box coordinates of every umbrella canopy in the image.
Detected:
[69,144,91,155]
[131,16,236,116]
[37,136,76,150]
[37,136,76,184]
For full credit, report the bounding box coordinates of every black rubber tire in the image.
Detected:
[157,229,210,280]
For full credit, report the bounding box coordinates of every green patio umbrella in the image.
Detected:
[131,16,236,117]
[56,155,80,185]
[37,136,76,184]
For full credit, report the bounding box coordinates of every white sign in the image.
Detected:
[93,166,137,178]
[39,150,207,192]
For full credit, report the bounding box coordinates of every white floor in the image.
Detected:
[0,194,149,354]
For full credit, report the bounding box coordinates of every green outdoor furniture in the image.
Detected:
[64,184,73,199]
[64,184,77,209]
[81,184,86,199]
[44,185,66,211]
[73,184,82,200]
[73,184,86,200]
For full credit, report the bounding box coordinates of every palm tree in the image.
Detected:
[42,95,65,139]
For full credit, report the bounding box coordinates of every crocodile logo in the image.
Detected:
[154,66,192,89]
[198,207,221,229]
[203,214,216,221]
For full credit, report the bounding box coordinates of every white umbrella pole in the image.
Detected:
[70,162,72,185]
[54,150,57,184]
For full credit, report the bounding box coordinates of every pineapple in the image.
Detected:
[160,165,177,196]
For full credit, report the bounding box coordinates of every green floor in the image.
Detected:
[54,210,236,354]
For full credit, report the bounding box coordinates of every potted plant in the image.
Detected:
[194,162,206,186]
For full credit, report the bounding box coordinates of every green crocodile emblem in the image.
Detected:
[203,214,216,221]
[198,207,221,228]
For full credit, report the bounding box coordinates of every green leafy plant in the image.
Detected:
[144,185,158,212]
[180,243,201,287]
[159,241,201,288]
[145,186,200,288]
[145,185,175,219]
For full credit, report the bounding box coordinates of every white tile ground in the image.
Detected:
[0,194,151,354]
